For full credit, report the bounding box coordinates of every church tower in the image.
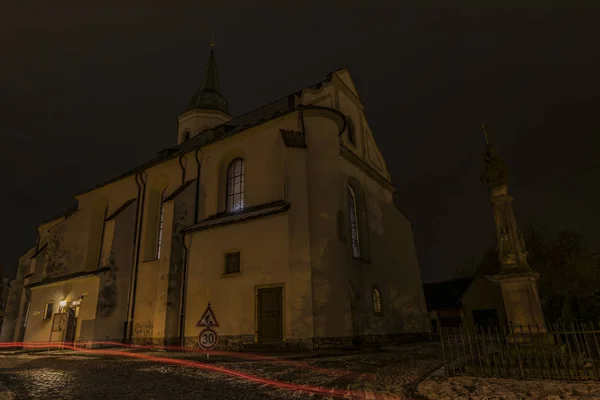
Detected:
[177,42,231,144]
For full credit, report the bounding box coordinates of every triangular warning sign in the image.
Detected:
[196,303,219,327]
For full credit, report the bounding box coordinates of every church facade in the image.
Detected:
[2,46,429,351]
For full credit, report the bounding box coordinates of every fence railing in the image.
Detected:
[440,321,600,381]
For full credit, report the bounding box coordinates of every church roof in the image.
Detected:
[422,277,475,310]
[37,204,78,228]
[77,77,331,197]
[94,95,294,189]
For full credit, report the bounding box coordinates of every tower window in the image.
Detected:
[348,185,360,258]
[226,158,245,212]
[183,131,190,141]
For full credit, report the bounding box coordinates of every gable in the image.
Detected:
[363,125,389,179]
[332,69,360,99]
[334,74,390,180]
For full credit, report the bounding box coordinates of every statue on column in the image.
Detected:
[480,123,546,331]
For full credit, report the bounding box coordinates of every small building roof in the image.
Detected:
[422,277,475,311]
[183,200,290,233]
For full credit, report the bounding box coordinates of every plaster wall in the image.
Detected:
[0,248,34,342]
[24,276,100,343]
[303,113,353,338]
[284,141,315,341]
[184,214,293,342]
[93,200,137,342]
[197,119,288,219]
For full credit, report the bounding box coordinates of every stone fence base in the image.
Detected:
[175,332,432,352]
[72,331,430,352]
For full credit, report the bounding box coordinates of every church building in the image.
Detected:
[2,45,429,351]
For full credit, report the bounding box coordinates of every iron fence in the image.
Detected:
[440,321,600,381]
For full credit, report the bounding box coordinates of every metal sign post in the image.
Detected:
[197,302,219,359]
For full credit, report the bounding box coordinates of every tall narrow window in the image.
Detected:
[183,131,190,141]
[44,303,54,320]
[347,117,355,145]
[23,301,31,328]
[348,185,360,258]
[156,192,166,259]
[373,287,382,315]
[226,158,245,212]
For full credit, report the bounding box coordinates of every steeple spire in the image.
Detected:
[187,39,229,115]
[202,35,219,93]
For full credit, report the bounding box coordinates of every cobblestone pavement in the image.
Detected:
[0,342,442,400]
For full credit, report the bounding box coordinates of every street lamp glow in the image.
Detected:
[59,300,67,307]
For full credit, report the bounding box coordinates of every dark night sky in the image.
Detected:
[1,2,599,282]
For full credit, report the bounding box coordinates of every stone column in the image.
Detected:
[480,133,546,333]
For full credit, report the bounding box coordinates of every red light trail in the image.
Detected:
[0,342,408,399]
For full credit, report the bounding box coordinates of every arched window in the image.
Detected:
[156,189,166,259]
[183,131,190,141]
[372,287,382,315]
[348,185,360,258]
[226,158,245,212]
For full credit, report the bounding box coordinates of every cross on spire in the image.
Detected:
[481,122,489,145]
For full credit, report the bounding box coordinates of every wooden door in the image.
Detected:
[63,308,77,344]
[257,287,283,343]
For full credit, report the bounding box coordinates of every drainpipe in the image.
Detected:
[299,106,306,137]
[178,233,189,347]
[178,149,202,346]
[126,171,147,343]
[178,153,186,185]
[124,173,142,342]
[193,149,202,223]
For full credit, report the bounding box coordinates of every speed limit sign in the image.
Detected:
[198,328,218,350]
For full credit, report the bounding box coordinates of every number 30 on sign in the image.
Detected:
[198,328,218,350]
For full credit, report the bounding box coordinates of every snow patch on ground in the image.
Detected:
[418,373,600,400]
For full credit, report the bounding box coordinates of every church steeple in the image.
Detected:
[187,42,229,115]
[203,43,220,92]
[177,40,232,144]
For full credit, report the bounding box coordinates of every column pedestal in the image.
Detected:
[493,269,547,338]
